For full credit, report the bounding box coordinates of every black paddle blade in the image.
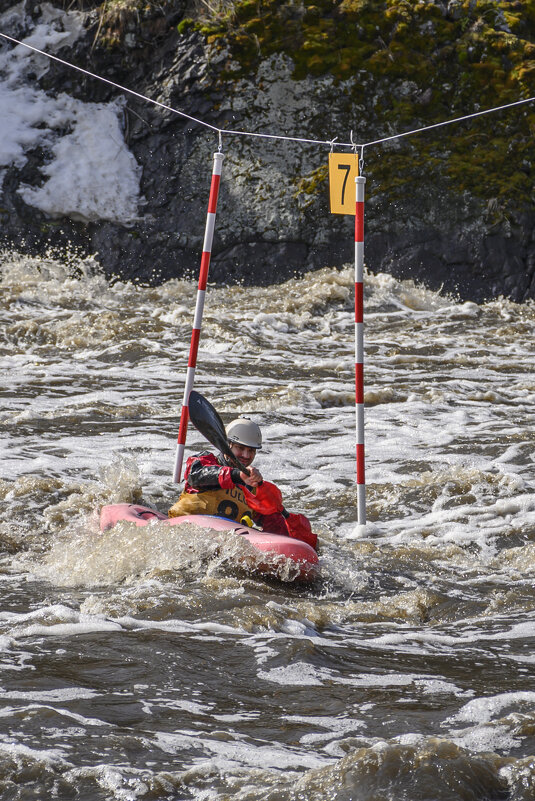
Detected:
[188,390,226,447]
[188,390,249,474]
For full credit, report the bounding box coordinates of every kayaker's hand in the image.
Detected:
[241,467,263,487]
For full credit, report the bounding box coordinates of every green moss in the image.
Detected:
[177,17,195,34]
[293,164,329,209]
[295,164,329,195]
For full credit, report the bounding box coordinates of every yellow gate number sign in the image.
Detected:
[329,153,359,215]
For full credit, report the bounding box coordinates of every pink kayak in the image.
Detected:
[100,504,319,582]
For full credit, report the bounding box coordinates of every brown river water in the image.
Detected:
[1,252,535,800]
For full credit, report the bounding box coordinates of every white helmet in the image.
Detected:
[226,417,262,450]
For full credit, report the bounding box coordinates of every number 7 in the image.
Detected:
[338,163,352,206]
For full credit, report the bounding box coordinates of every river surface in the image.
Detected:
[1,251,535,800]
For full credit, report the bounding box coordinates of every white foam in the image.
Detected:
[446,691,535,724]
[0,603,124,640]
[256,663,459,691]
[258,662,324,686]
[0,688,97,702]
[282,714,365,745]
[0,734,69,767]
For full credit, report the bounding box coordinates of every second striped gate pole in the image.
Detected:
[355,172,366,526]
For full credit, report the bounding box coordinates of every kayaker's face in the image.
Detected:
[229,443,257,468]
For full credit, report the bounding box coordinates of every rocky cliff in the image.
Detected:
[1,0,535,301]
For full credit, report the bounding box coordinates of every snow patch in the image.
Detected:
[0,3,142,224]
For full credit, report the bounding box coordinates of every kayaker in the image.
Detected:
[168,417,317,550]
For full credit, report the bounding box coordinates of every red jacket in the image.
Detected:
[183,451,315,546]
[184,451,238,492]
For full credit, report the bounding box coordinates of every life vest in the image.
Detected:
[168,484,254,523]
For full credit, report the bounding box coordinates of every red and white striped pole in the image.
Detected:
[173,149,224,482]
[355,169,366,526]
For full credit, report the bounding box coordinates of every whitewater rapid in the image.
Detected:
[1,252,535,799]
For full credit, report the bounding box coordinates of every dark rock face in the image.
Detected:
[1,0,534,303]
